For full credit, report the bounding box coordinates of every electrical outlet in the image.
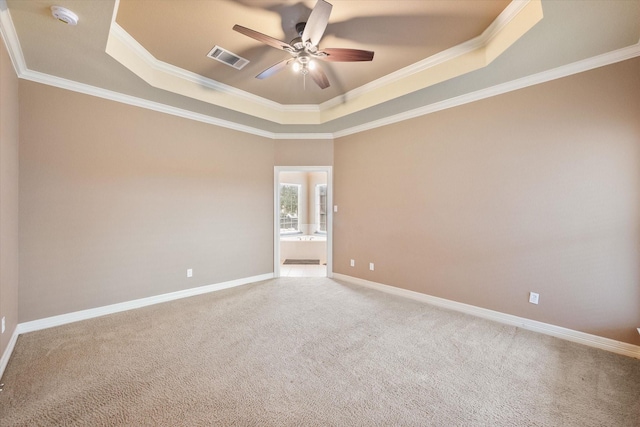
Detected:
[350,259,355,267]
[529,292,539,305]
[187,269,193,278]
[1,317,5,334]
[334,205,338,212]
[369,263,375,271]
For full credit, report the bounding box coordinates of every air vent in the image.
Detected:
[206,46,249,70]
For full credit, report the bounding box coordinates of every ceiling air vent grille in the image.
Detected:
[207,46,249,70]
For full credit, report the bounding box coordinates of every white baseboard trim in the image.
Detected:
[16,273,273,336]
[0,328,20,380]
[2,273,273,379]
[333,273,640,359]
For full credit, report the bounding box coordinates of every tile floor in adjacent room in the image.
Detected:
[280,263,327,277]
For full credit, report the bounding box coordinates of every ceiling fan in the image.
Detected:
[233,0,374,89]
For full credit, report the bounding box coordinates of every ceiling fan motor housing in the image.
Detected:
[290,37,305,50]
[295,22,307,37]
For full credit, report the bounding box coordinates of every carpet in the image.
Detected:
[1,277,639,426]
[283,259,320,265]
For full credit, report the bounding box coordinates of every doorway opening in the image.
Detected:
[274,166,332,278]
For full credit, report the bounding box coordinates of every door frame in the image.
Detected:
[274,166,333,278]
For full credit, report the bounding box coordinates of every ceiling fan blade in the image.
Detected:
[319,48,374,62]
[309,66,330,89]
[301,0,333,47]
[256,59,293,80]
[233,25,293,51]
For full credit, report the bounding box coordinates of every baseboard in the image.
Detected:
[16,273,273,335]
[333,273,640,359]
[0,327,20,380]
[2,273,273,379]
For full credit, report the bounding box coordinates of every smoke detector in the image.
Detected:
[51,6,78,25]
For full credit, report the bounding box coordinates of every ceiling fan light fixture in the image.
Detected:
[233,0,373,90]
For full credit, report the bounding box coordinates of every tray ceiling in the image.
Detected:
[2,0,639,137]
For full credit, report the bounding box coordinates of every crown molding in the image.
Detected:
[106,0,542,125]
[2,0,638,140]
[320,0,532,111]
[333,41,640,139]
[106,22,321,125]
[20,68,280,138]
[110,23,321,115]
[0,0,26,75]
[275,133,334,140]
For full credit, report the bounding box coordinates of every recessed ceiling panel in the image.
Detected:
[115,0,511,105]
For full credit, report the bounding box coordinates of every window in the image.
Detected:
[315,184,327,233]
[280,183,300,234]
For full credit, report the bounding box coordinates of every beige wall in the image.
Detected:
[16,77,334,324]
[275,139,333,166]
[0,38,20,356]
[18,81,279,322]
[7,42,639,349]
[334,58,640,345]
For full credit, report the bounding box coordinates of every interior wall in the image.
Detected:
[18,81,276,322]
[0,36,20,356]
[274,139,333,166]
[334,57,640,345]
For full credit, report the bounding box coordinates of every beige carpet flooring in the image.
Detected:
[1,277,639,426]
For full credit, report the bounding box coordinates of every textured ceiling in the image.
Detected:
[2,0,640,137]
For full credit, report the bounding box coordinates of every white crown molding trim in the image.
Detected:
[3,0,637,141]
[320,0,532,111]
[107,23,321,124]
[0,1,296,139]
[107,0,540,125]
[0,0,26,75]
[0,327,19,380]
[110,23,317,114]
[18,68,332,140]
[16,273,274,336]
[334,41,640,139]
[109,20,319,115]
[19,68,280,139]
[11,38,640,142]
[333,274,640,359]
[275,133,334,140]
